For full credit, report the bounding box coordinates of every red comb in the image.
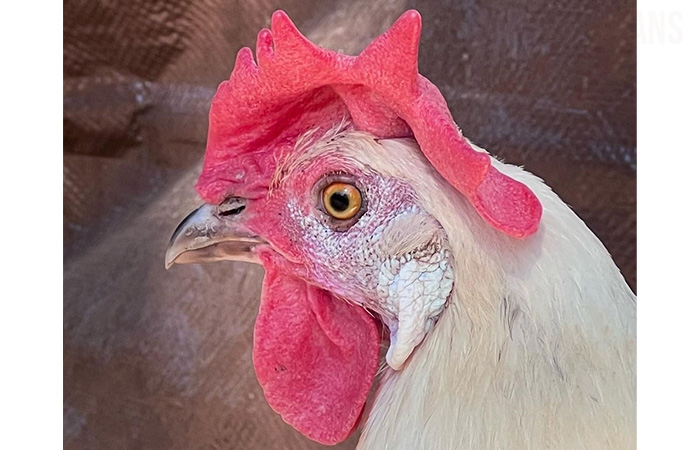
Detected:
[196,10,542,238]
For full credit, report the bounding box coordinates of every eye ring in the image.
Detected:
[322,182,362,220]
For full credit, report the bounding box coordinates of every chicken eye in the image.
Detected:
[322,182,362,220]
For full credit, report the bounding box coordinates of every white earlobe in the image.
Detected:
[381,247,454,370]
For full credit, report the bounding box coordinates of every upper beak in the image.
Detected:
[165,197,265,269]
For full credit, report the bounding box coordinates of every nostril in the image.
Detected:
[217,197,246,216]
[219,205,245,216]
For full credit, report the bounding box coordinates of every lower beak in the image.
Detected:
[165,198,265,269]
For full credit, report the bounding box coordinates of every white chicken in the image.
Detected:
[166,10,635,450]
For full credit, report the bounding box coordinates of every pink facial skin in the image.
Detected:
[234,150,443,444]
[244,155,422,313]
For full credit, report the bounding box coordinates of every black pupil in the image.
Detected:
[329,191,350,212]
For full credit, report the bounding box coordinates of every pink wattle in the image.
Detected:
[253,257,380,445]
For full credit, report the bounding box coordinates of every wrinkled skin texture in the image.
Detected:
[242,133,454,370]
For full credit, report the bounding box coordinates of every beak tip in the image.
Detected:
[164,248,178,270]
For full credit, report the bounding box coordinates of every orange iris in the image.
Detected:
[322,182,362,220]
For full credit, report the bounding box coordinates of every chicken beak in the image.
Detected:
[165,198,265,269]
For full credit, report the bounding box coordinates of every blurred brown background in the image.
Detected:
[63,1,636,449]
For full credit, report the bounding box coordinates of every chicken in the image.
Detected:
[165,10,636,450]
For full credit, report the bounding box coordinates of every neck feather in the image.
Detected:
[357,155,636,450]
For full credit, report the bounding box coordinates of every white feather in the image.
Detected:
[328,136,637,450]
